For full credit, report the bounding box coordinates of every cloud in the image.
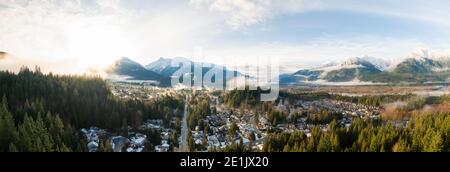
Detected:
[0,52,7,60]
[310,0,450,28]
[194,35,431,73]
[1,0,237,76]
[0,0,132,57]
[2,0,450,75]
[190,0,450,31]
[190,0,271,30]
[189,0,320,30]
[0,0,159,74]
[0,0,213,73]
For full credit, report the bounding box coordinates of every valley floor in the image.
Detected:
[97,82,450,152]
[284,84,450,96]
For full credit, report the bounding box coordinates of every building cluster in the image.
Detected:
[110,83,178,100]
[103,83,385,152]
[187,109,267,151]
[141,119,171,152]
[81,127,106,152]
[282,99,382,135]
[81,120,171,152]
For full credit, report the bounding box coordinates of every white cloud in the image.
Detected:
[0,0,216,73]
[190,0,271,30]
[194,35,431,73]
[189,0,320,30]
[0,0,133,66]
[2,0,450,75]
[190,0,450,31]
[311,0,450,28]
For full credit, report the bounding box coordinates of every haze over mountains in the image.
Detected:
[281,50,450,85]
[106,57,171,86]
[2,49,450,87]
[105,50,450,88]
[0,51,84,74]
[106,56,243,87]
[0,52,7,60]
[144,57,242,78]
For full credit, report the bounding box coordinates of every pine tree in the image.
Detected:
[122,118,129,137]
[249,131,256,143]
[187,129,195,152]
[317,135,331,152]
[171,131,179,148]
[8,143,18,152]
[283,144,291,152]
[254,113,259,125]
[36,114,55,152]
[202,131,208,148]
[17,114,33,151]
[99,139,113,152]
[228,122,238,142]
[0,95,18,152]
[58,143,71,152]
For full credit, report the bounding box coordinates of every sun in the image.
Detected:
[67,23,135,70]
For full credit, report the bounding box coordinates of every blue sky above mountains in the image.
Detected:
[1,0,450,73]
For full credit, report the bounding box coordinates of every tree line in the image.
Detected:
[0,67,184,152]
[263,112,450,152]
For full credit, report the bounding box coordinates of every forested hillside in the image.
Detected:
[263,112,450,152]
[0,67,183,152]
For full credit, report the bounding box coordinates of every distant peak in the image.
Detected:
[172,57,191,62]
[120,57,132,61]
[340,57,368,66]
[321,61,338,68]
[117,57,139,63]
[112,57,143,68]
[0,51,8,60]
[407,49,435,61]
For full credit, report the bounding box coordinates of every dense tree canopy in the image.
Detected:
[263,112,450,152]
[0,67,183,152]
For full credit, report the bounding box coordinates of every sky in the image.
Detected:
[1,0,450,74]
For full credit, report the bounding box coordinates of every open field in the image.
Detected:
[284,84,450,96]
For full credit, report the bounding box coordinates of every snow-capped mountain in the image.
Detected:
[284,56,384,84]
[393,56,442,73]
[0,51,7,60]
[144,57,193,76]
[357,56,391,71]
[106,57,171,86]
[145,57,242,79]
[145,57,246,88]
[106,57,246,88]
[106,50,450,87]
[281,54,450,86]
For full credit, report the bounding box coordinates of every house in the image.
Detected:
[155,140,170,152]
[87,141,99,152]
[81,127,106,152]
[130,136,146,152]
[111,136,129,152]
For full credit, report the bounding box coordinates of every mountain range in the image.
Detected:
[106,57,242,87]
[281,54,450,85]
[106,57,171,86]
[0,52,8,60]
[106,53,450,87]
[145,57,242,77]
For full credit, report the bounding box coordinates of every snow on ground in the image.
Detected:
[314,64,363,78]
[305,78,386,86]
[126,134,147,152]
[111,136,129,152]
[81,127,106,152]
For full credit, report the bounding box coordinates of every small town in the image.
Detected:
[80,83,385,152]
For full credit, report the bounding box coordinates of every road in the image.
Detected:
[180,94,189,151]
